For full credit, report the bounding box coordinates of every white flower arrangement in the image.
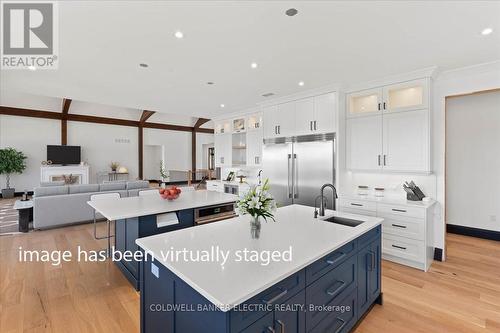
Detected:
[237,178,277,222]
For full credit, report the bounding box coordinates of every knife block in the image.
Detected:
[407,186,426,201]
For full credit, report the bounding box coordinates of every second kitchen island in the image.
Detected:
[136,204,383,333]
[88,190,238,289]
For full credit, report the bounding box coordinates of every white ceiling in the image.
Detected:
[1,1,499,118]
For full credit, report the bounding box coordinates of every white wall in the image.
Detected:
[0,115,60,191]
[446,90,500,231]
[67,122,139,183]
[143,128,192,171]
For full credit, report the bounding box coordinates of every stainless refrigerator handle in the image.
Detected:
[287,154,293,198]
[293,154,298,199]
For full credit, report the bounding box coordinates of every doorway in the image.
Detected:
[445,89,500,243]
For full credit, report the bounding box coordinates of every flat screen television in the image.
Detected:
[47,145,81,165]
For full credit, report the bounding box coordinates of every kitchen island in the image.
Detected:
[136,204,383,333]
[88,190,238,289]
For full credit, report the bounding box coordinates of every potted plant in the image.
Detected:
[110,162,119,172]
[0,147,27,198]
[237,179,276,238]
[159,161,169,187]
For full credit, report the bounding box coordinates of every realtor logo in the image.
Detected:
[1,1,58,69]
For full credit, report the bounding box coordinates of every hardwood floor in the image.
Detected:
[1,218,499,332]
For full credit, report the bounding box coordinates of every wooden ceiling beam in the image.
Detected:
[0,105,214,133]
[139,110,155,125]
[194,118,210,129]
[62,98,72,116]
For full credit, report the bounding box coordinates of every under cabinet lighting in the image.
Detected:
[174,31,184,39]
[298,81,305,86]
[220,104,225,108]
[251,62,258,69]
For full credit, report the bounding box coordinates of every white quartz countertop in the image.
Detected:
[87,190,238,220]
[135,204,383,312]
[340,193,437,208]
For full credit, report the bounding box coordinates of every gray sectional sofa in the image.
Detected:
[33,180,150,229]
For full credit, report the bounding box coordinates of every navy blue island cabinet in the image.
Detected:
[115,209,195,290]
[139,225,382,333]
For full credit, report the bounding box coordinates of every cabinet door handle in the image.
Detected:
[351,203,363,207]
[262,289,288,305]
[392,244,407,250]
[220,157,224,164]
[278,125,281,135]
[276,320,285,333]
[334,318,347,333]
[392,208,407,213]
[383,155,386,166]
[378,155,381,166]
[326,252,346,266]
[378,102,381,111]
[326,280,346,297]
[371,251,375,271]
[310,121,313,131]
[314,120,317,130]
[383,102,386,110]
[391,223,407,228]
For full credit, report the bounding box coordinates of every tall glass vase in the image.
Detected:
[250,215,261,239]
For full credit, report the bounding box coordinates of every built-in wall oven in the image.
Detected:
[194,202,237,225]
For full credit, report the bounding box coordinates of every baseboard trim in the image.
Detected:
[447,224,500,241]
[0,191,34,199]
[433,248,443,261]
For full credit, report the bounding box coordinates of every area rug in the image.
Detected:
[0,199,19,235]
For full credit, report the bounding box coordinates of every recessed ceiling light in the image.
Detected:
[28,65,36,71]
[298,81,305,86]
[251,62,258,69]
[139,63,148,68]
[481,28,493,35]
[285,8,298,16]
[220,104,225,108]
[174,31,184,39]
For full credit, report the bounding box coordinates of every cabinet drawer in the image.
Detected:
[381,215,425,240]
[338,198,376,212]
[382,234,424,263]
[306,240,357,285]
[230,270,305,333]
[377,203,425,219]
[306,255,357,329]
[308,289,357,333]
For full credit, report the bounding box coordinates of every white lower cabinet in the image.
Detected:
[339,196,436,271]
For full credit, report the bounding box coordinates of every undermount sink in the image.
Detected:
[321,216,365,227]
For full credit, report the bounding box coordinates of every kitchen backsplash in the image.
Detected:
[339,171,437,200]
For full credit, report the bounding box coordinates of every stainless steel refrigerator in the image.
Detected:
[262,133,335,209]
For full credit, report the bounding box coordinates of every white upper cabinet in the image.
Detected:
[346,116,383,170]
[275,102,296,137]
[383,78,429,113]
[347,88,383,118]
[214,133,232,167]
[263,105,278,139]
[294,97,315,135]
[246,129,263,166]
[345,77,431,173]
[382,109,429,172]
[264,92,337,138]
[314,92,336,133]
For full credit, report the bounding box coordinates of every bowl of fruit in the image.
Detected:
[159,186,182,200]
